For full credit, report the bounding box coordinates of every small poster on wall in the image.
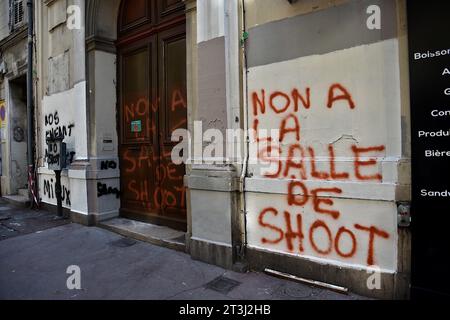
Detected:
[131,120,142,133]
[0,100,6,128]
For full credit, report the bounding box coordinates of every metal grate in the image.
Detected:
[205,276,241,294]
[12,0,25,28]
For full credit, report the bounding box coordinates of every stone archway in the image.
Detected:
[86,0,122,44]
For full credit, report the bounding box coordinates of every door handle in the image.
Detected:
[127,146,142,151]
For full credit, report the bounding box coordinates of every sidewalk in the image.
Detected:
[0,201,366,300]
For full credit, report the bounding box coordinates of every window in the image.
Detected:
[10,0,26,30]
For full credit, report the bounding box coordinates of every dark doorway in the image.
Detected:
[117,0,187,231]
[8,75,28,196]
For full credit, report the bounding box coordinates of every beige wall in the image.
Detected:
[0,0,10,41]
[244,0,349,29]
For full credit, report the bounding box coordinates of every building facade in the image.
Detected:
[8,0,427,299]
[0,0,30,199]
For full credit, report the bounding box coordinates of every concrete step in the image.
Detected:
[18,188,29,198]
[2,195,30,209]
[99,218,186,253]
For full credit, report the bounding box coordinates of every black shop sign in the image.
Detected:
[408,0,450,299]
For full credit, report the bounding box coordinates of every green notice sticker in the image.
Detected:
[131,120,142,133]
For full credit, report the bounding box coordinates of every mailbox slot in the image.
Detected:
[46,137,67,171]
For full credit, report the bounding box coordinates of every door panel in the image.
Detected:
[121,47,152,144]
[158,0,185,20]
[122,0,147,25]
[119,40,160,219]
[158,25,187,223]
[121,145,157,213]
[119,0,154,34]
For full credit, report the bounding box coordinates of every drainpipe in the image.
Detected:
[238,0,250,267]
[239,0,249,229]
[224,0,248,270]
[26,0,35,202]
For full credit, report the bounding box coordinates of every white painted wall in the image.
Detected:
[245,39,403,272]
[41,81,88,163]
[39,81,88,209]
[38,167,71,208]
[191,189,232,245]
[246,192,397,272]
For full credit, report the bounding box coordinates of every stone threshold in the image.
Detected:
[98,218,186,253]
[1,195,31,209]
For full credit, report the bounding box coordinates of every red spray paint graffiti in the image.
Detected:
[121,89,187,213]
[252,83,390,267]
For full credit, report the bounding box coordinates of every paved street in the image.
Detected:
[0,199,69,240]
[0,201,366,300]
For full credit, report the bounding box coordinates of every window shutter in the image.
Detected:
[9,0,25,30]
[13,0,25,26]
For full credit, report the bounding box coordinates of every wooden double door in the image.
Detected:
[117,0,187,231]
